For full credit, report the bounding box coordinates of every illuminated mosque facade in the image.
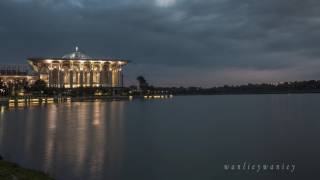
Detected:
[27,47,129,88]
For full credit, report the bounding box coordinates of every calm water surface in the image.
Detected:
[1,95,320,180]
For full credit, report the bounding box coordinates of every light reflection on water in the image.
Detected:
[0,101,126,180]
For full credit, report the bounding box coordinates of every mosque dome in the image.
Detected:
[62,46,91,59]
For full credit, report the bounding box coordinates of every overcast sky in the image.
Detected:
[1,0,320,87]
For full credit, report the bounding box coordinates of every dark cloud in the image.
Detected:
[1,0,320,86]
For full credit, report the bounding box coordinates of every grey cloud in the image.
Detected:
[1,0,320,86]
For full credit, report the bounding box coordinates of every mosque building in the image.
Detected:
[27,47,129,88]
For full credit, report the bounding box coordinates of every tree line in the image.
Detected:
[153,80,320,95]
[2,77,320,97]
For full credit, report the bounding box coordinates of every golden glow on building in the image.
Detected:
[28,47,129,88]
[0,64,38,85]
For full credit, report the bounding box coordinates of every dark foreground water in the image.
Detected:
[1,95,320,180]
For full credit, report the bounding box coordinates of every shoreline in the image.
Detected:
[1,90,320,102]
[0,157,53,180]
[2,91,320,104]
[171,90,320,96]
[0,95,173,106]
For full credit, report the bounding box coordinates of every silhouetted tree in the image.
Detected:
[0,78,3,88]
[137,76,149,91]
[0,78,6,96]
[32,79,47,92]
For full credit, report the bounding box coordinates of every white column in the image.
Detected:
[69,70,73,88]
[112,69,118,87]
[80,71,84,87]
[48,64,53,87]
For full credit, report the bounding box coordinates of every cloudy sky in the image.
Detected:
[1,0,320,87]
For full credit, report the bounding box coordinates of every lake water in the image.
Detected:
[0,95,320,180]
